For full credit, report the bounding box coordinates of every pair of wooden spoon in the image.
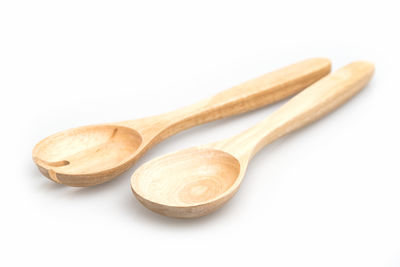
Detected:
[33,58,374,218]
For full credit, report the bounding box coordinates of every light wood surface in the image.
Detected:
[131,61,375,218]
[33,58,331,186]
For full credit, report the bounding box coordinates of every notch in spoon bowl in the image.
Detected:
[131,61,374,218]
[33,58,331,186]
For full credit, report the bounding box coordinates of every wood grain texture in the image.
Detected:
[131,61,375,218]
[33,58,331,186]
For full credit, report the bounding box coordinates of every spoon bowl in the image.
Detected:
[33,125,143,186]
[131,147,243,217]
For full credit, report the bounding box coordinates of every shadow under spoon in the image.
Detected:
[33,58,331,186]
[130,61,375,218]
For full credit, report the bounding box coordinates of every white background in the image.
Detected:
[1,1,399,266]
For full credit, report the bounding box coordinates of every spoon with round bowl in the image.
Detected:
[131,61,374,218]
[33,58,331,186]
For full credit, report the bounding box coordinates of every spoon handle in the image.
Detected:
[135,58,331,139]
[225,61,374,158]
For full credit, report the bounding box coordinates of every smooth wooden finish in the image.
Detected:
[131,61,375,218]
[33,58,331,186]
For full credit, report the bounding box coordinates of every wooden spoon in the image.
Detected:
[131,61,374,218]
[33,58,331,186]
